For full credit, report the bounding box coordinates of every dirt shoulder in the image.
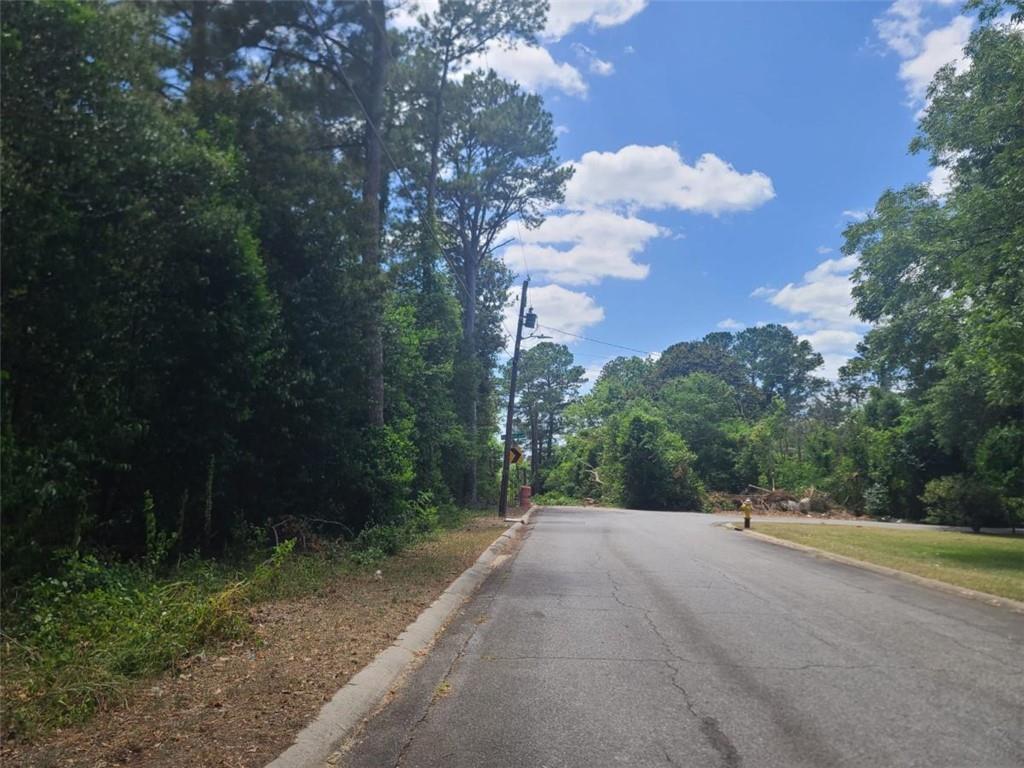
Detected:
[4,517,509,768]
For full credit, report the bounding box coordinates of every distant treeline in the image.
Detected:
[534,3,1024,529]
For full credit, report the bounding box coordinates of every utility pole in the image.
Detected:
[499,278,530,517]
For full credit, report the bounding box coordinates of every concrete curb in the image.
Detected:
[266,506,538,768]
[730,524,1024,614]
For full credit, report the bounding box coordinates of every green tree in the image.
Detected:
[733,324,825,411]
[437,70,570,503]
[603,405,706,511]
[657,374,742,490]
[842,8,1024,517]
[505,343,586,485]
[1,0,279,566]
[385,0,548,502]
[655,337,748,392]
[567,356,654,429]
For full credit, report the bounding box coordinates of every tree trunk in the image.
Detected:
[530,408,540,484]
[190,1,210,86]
[203,453,216,549]
[421,50,451,287]
[462,241,478,504]
[362,1,388,427]
[546,410,554,463]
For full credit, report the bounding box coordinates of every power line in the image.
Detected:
[561,349,619,365]
[536,324,654,357]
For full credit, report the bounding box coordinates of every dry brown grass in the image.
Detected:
[3,519,508,768]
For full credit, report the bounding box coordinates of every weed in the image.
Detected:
[2,505,484,737]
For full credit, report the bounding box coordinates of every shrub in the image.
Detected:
[352,491,446,561]
[921,475,1007,531]
[864,482,891,518]
[354,524,408,557]
[408,491,440,534]
[531,491,579,506]
[604,406,707,511]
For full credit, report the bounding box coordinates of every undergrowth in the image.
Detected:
[530,491,582,506]
[1,495,478,739]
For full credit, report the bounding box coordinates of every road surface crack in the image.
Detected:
[607,570,742,767]
[391,595,495,768]
[664,661,742,768]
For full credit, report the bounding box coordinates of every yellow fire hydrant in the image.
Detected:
[741,498,753,529]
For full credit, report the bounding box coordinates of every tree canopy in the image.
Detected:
[0,0,568,580]
[3,0,1021,588]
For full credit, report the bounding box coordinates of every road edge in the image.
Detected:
[728,524,1024,614]
[265,506,539,768]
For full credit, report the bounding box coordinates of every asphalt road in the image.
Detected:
[343,507,1024,768]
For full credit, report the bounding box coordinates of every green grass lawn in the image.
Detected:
[755,524,1024,602]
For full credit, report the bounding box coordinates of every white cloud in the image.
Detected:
[816,245,834,255]
[800,329,865,379]
[803,253,860,283]
[717,318,744,330]
[389,0,439,32]
[544,0,648,40]
[874,0,956,58]
[580,359,611,387]
[394,0,647,39]
[401,0,650,99]
[555,124,570,136]
[623,45,636,54]
[769,254,862,327]
[899,15,973,104]
[500,144,773,286]
[565,145,775,215]
[875,0,924,58]
[873,2,973,113]
[503,209,664,285]
[927,164,953,197]
[571,43,615,76]
[504,284,605,351]
[749,286,776,298]
[752,254,868,379]
[842,209,869,221]
[466,44,587,96]
[800,328,863,353]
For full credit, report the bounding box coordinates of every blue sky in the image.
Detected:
[399,0,975,379]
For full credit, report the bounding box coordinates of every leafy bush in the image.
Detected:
[543,432,605,502]
[921,475,1007,531]
[2,485,460,736]
[864,482,892,518]
[407,491,440,534]
[354,524,408,558]
[3,556,244,734]
[531,491,580,506]
[603,406,707,511]
[349,494,444,565]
